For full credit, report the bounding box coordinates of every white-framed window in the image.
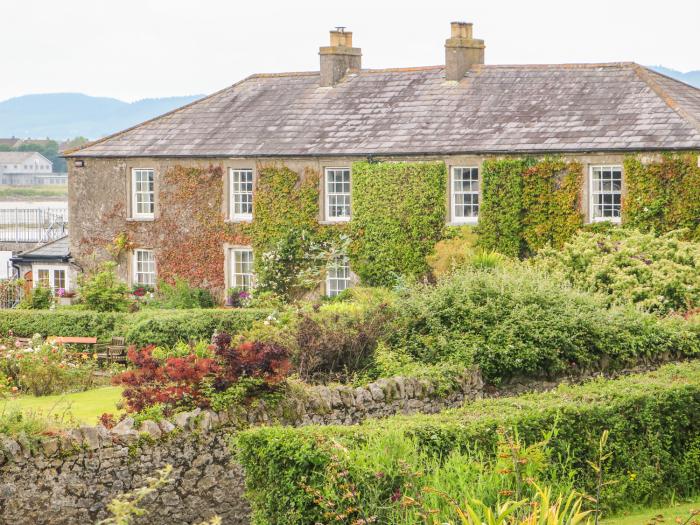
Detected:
[229,168,254,221]
[133,249,156,287]
[590,166,622,223]
[131,168,155,218]
[230,248,254,291]
[451,167,480,224]
[325,167,351,222]
[326,256,352,297]
[33,265,69,294]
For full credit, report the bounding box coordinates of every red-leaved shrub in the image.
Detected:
[113,334,290,413]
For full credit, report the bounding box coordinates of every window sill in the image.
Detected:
[448,220,478,227]
[319,219,351,225]
[589,218,622,225]
[226,217,253,224]
[126,217,155,222]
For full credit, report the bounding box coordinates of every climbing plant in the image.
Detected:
[349,161,447,286]
[624,153,700,240]
[477,158,533,257]
[477,157,583,256]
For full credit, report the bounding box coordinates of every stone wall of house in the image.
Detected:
[0,369,484,525]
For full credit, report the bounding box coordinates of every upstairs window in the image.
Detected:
[230,168,254,221]
[326,256,352,297]
[451,167,479,224]
[590,166,622,223]
[132,169,155,218]
[133,249,156,286]
[325,168,351,221]
[231,248,254,291]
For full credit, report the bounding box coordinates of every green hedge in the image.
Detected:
[235,361,700,524]
[0,308,271,346]
[350,161,447,286]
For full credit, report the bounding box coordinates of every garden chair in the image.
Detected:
[96,337,127,365]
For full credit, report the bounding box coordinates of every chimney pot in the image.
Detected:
[320,28,362,87]
[445,21,485,81]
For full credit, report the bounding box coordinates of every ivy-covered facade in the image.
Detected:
[65,24,700,299]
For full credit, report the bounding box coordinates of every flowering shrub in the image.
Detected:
[113,332,290,413]
[226,287,252,308]
[0,336,97,396]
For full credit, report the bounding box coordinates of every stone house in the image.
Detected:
[64,22,700,298]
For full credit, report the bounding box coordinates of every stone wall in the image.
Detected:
[0,369,484,525]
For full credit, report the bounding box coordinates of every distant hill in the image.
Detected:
[648,66,700,88]
[0,93,204,140]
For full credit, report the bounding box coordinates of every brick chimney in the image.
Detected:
[445,22,484,81]
[319,27,362,87]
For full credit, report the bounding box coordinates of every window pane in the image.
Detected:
[326,169,351,219]
[327,256,351,297]
[591,166,622,221]
[232,249,254,291]
[133,169,155,216]
[135,250,156,286]
[452,167,480,221]
[231,169,254,217]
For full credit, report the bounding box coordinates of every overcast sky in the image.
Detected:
[1,0,698,102]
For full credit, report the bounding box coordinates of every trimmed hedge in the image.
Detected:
[0,308,271,346]
[235,361,700,524]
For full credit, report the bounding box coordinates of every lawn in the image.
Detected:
[0,184,67,198]
[0,386,123,425]
[602,498,700,524]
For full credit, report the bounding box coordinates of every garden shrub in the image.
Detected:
[426,226,479,277]
[113,331,290,413]
[536,228,700,315]
[78,262,130,312]
[153,277,215,309]
[17,285,53,310]
[350,161,447,286]
[477,157,583,257]
[0,309,125,340]
[624,153,700,240]
[235,361,700,524]
[387,265,699,383]
[0,337,97,396]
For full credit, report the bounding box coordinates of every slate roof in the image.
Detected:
[67,63,700,158]
[11,236,70,262]
[0,152,44,164]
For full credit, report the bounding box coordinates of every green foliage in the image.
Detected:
[154,277,215,309]
[536,228,700,315]
[350,161,447,286]
[79,262,130,312]
[427,226,479,277]
[235,361,700,524]
[387,265,699,383]
[17,285,53,310]
[478,158,533,257]
[624,153,700,240]
[0,308,270,346]
[123,309,270,348]
[478,157,583,257]
[151,340,213,360]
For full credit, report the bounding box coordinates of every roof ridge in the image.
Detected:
[63,75,260,157]
[633,64,700,135]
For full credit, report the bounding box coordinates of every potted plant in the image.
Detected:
[56,288,77,306]
[225,287,251,308]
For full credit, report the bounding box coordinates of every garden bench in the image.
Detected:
[47,336,98,346]
[95,337,127,365]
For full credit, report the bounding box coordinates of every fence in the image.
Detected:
[0,208,68,243]
[0,280,22,309]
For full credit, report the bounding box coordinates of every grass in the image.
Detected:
[0,184,67,198]
[1,386,123,425]
[602,498,700,524]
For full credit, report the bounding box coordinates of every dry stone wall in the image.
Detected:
[0,369,484,525]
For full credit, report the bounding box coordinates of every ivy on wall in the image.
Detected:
[477,158,533,257]
[349,161,447,286]
[624,153,700,240]
[477,157,583,256]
